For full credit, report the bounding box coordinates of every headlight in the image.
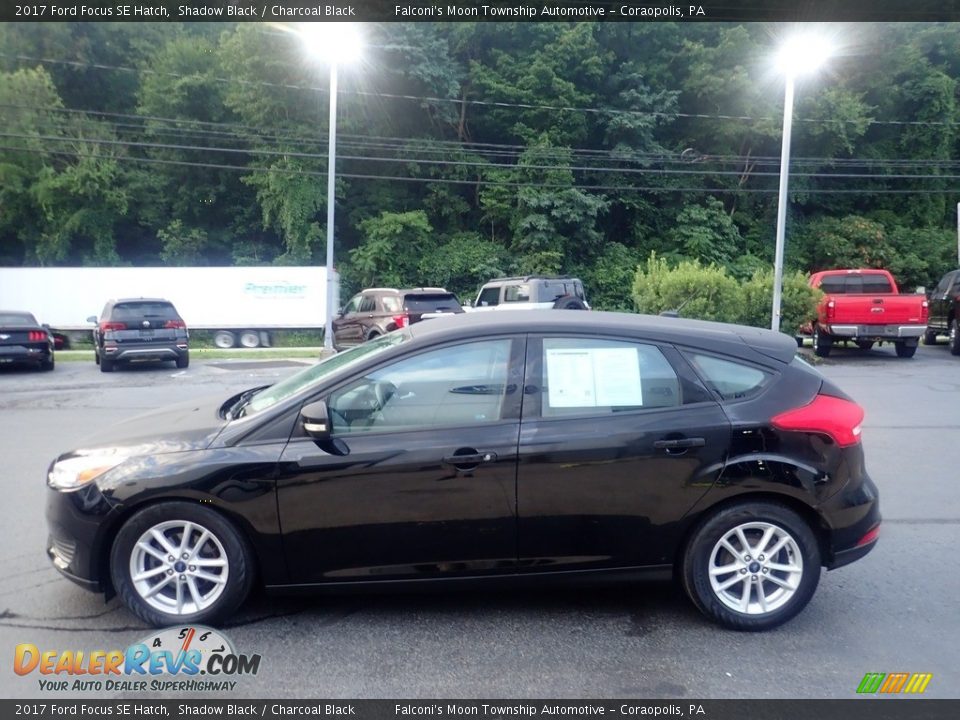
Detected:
[48,455,127,492]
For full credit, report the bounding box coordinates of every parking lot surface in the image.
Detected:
[1,343,958,698]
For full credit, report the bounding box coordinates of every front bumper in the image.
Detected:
[45,483,119,594]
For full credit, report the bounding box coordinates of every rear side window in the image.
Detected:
[359,296,377,313]
[111,302,179,321]
[686,352,772,401]
[503,285,530,303]
[381,295,402,313]
[403,294,461,312]
[540,338,681,417]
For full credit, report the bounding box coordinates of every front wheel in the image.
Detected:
[681,502,821,631]
[110,502,253,627]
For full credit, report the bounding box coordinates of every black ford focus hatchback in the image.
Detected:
[46,311,879,630]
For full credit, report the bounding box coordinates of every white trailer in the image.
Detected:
[0,266,338,348]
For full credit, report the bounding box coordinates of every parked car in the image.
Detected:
[804,269,928,358]
[88,298,189,372]
[470,275,590,310]
[46,310,879,631]
[332,287,463,349]
[924,268,960,354]
[0,310,54,371]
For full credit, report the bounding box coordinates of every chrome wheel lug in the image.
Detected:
[181,553,189,560]
[167,569,174,575]
[167,555,175,562]
[179,574,186,581]
[744,555,751,562]
[758,555,765,561]
[188,565,196,572]
[740,568,747,574]
[752,575,758,581]
[762,568,768,574]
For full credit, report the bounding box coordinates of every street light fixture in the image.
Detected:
[771,34,832,332]
[300,22,363,352]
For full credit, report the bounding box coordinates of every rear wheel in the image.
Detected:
[681,502,821,631]
[812,326,832,358]
[110,502,253,627]
[923,329,939,346]
[895,342,917,358]
[100,357,115,373]
[176,352,189,369]
[213,331,236,349]
[40,356,55,371]
[239,330,261,348]
[950,320,960,356]
[365,330,381,343]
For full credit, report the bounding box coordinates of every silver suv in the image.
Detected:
[471,276,589,311]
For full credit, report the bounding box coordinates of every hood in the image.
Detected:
[59,393,228,461]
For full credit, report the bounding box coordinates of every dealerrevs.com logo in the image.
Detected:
[14,626,261,692]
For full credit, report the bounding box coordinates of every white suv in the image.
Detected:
[470,276,590,311]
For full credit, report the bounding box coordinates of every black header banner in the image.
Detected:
[3,700,960,720]
[2,0,960,23]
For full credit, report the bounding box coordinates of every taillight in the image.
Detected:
[392,314,409,329]
[856,525,880,547]
[920,300,929,323]
[826,300,836,321]
[164,319,186,329]
[771,394,864,447]
[28,331,47,341]
[99,322,127,332]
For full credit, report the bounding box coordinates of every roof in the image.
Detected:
[408,309,798,366]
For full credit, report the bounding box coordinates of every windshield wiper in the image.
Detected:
[225,385,269,420]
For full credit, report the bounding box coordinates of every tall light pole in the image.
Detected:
[300,23,362,352]
[771,35,831,332]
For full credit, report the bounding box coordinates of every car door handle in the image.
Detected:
[442,451,498,467]
[654,437,706,450]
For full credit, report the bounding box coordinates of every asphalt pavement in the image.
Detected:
[1,342,957,699]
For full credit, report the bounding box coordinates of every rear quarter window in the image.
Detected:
[404,294,461,312]
[685,352,773,401]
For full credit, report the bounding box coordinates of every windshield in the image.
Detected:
[244,330,410,415]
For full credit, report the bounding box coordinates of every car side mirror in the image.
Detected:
[300,400,331,442]
[86,316,97,323]
[337,306,345,317]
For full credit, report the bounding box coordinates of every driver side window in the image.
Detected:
[327,339,514,434]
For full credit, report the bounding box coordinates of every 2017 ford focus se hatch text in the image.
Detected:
[45,311,880,631]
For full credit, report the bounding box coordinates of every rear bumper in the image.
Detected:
[0,344,52,364]
[103,342,187,362]
[822,470,881,570]
[825,324,925,339]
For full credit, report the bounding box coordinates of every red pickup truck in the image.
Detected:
[807,269,929,358]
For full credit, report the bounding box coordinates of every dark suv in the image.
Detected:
[925,269,960,354]
[88,298,189,373]
[332,287,463,349]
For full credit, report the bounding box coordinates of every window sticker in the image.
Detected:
[545,347,643,408]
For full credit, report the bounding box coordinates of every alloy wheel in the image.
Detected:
[129,520,229,616]
[708,521,803,615]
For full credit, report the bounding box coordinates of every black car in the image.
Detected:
[0,310,55,371]
[332,287,463,349]
[924,268,960,354]
[46,311,879,631]
[88,298,189,372]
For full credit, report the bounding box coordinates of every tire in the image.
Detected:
[94,350,100,365]
[239,330,261,348]
[176,352,189,369]
[812,326,832,358]
[213,331,236,349]
[795,337,803,348]
[855,340,874,351]
[681,501,821,631]
[950,319,960,356]
[365,330,381,343]
[923,329,939,346]
[895,342,917,359]
[553,295,588,310]
[110,502,254,628]
[100,357,115,373]
[40,356,55,371]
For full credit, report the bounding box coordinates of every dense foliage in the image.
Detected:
[1,22,958,312]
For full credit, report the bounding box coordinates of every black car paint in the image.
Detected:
[0,312,54,369]
[46,311,880,600]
